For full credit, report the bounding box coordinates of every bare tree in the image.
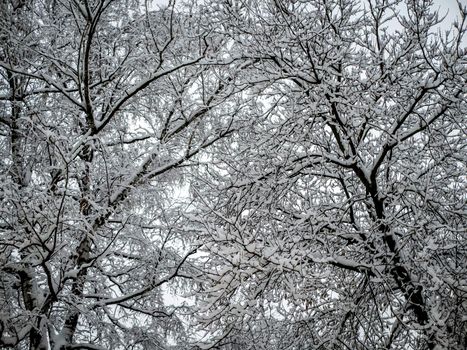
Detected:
[190,0,467,349]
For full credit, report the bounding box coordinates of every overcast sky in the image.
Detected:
[436,0,466,26]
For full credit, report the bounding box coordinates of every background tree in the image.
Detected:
[0,0,251,348]
[190,0,467,349]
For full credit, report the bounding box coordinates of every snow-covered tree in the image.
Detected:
[190,0,467,349]
[0,0,251,348]
[1,0,466,349]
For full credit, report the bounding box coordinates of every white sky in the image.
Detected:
[437,0,466,25]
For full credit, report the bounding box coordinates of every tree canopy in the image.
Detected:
[1,0,466,349]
